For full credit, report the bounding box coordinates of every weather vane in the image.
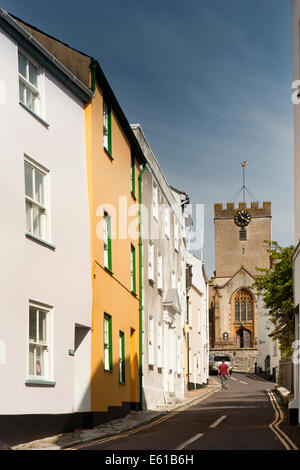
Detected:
[227,161,259,204]
[241,161,248,202]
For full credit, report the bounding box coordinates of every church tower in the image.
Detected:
[209,200,272,372]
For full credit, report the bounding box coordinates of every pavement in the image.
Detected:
[11,378,221,450]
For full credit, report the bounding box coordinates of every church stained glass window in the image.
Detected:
[234,290,253,322]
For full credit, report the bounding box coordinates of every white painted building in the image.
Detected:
[257,298,281,381]
[131,124,187,408]
[0,9,93,444]
[291,0,300,426]
[186,253,209,388]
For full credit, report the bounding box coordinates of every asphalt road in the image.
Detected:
[76,373,297,451]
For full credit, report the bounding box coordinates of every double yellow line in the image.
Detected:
[267,389,298,451]
[66,388,219,450]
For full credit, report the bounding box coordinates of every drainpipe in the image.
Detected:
[138,164,146,411]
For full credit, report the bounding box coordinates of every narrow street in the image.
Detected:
[73,374,298,451]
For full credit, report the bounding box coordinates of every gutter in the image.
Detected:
[0,7,94,100]
[138,164,146,410]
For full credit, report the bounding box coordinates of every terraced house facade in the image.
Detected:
[0,9,93,444]
[4,10,147,438]
[131,124,187,408]
[0,9,209,445]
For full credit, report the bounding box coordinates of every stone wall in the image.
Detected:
[210,348,258,373]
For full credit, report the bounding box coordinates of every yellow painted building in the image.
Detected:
[85,64,146,418]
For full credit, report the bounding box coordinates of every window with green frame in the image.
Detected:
[103,99,112,155]
[131,244,136,294]
[131,153,135,197]
[104,313,112,371]
[104,212,112,271]
[119,331,125,384]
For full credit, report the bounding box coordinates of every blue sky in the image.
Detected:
[2,0,294,276]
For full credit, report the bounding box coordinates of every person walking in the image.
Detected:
[218,360,229,390]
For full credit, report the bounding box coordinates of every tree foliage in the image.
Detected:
[251,241,295,359]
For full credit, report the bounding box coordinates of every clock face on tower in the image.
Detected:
[234,210,251,227]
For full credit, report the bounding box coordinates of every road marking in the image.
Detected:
[209,415,227,428]
[230,377,238,381]
[175,433,204,450]
[239,381,248,385]
[267,389,298,451]
[204,405,258,410]
[66,387,220,450]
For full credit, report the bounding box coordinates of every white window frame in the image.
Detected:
[174,221,179,252]
[152,181,158,221]
[148,316,154,366]
[177,336,182,375]
[273,339,278,357]
[24,157,50,243]
[119,331,125,384]
[169,329,176,372]
[177,276,181,295]
[103,212,112,270]
[103,99,109,150]
[148,241,154,281]
[157,321,163,368]
[18,48,44,118]
[28,301,53,381]
[157,252,163,290]
[164,204,170,239]
[104,314,112,371]
[130,244,136,293]
[171,269,176,288]
[197,307,201,333]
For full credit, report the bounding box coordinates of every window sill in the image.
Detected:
[104,266,114,276]
[104,147,114,161]
[26,232,56,251]
[104,369,113,373]
[19,102,50,128]
[25,379,56,387]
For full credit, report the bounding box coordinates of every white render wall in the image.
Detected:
[131,124,186,408]
[257,296,280,378]
[292,0,300,425]
[292,244,300,424]
[0,27,92,415]
[187,253,209,386]
[292,0,300,243]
